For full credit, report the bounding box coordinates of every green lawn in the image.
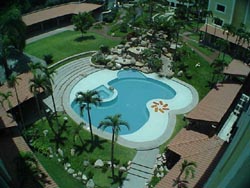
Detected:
[26,114,136,188]
[25,31,121,62]
[36,152,86,188]
[176,45,214,99]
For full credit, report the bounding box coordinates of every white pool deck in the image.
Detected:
[65,69,198,149]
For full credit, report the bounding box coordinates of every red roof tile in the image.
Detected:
[22,3,102,26]
[200,24,248,49]
[186,83,242,123]
[223,59,250,77]
[0,72,35,111]
[156,129,224,188]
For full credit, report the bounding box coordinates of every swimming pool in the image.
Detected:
[71,69,176,135]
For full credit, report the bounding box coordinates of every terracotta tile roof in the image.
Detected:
[22,3,102,26]
[200,24,248,49]
[186,83,242,123]
[0,134,58,188]
[156,129,224,188]
[223,59,250,77]
[0,72,35,111]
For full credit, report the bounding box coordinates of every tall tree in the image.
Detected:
[71,12,95,37]
[203,10,213,42]
[75,90,101,142]
[0,6,26,79]
[98,114,129,180]
[7,72,24,126]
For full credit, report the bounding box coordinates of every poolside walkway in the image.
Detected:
[123,148,159,188]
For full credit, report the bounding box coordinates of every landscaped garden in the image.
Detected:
[1,1,239,187]
[25,113,136,188]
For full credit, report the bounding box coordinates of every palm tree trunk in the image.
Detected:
[111,128,115,179]
[2,57,11,79]
[14,86,24,128]
[87,104,94,142]
[51,93,59,128]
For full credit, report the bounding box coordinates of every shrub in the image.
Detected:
[99,45,110,54]
[43,54,53,65]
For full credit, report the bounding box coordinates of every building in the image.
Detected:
[207,0,250,29]
[167,0,194,7]
[22,2,102,37]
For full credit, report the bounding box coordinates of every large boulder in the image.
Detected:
[86,179,95,188]
[94,159,104,168]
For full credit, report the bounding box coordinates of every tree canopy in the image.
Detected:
[71,12,95,37]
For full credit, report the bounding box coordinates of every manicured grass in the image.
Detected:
[177,45,214,99]
[187,40,215,57]
[35,152,85,188]
[25,31,121,62]
[26,114,136,188]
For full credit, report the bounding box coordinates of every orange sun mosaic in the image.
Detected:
[151,100,169,113]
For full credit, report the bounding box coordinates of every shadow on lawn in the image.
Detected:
[111,171,128,187]
[85,135,107,153]
[74,35,96,42]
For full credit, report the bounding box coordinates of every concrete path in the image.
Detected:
[26,25,74,44]
[123,148,159,188]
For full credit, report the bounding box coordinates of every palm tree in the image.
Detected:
[211,58,227,82]
[7,72,24,126]
[41,66,58,122]
[0,6,26,79]
[98,114,129,180]
[75,90,101,142]
[29,74,50,116]
[173,179,189,188]
[0,91,12,111]
[173,160,197,188]
[203,10,213,42]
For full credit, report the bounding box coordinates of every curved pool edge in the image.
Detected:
[63,70,199,150]
[117,77,199,150]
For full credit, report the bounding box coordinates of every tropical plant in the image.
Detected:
[71,12,95,37]
[29,74,50,116]
[75,90,101,142]
[0,91,12,111]
[173,160,197,188]
[43,54,53,65]
[98,114,129,180]
[0,6,26,79]
[211,58,227,82]
[7,72,24,126]
[203,10,213,42]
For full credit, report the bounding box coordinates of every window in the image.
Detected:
[214,18,223,26]
[216,4,225,12]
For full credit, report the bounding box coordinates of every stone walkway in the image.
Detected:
[123,148,159,188]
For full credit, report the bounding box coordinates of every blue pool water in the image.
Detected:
[71,70,176,135]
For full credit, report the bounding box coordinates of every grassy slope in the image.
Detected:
[25,31,121,62]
